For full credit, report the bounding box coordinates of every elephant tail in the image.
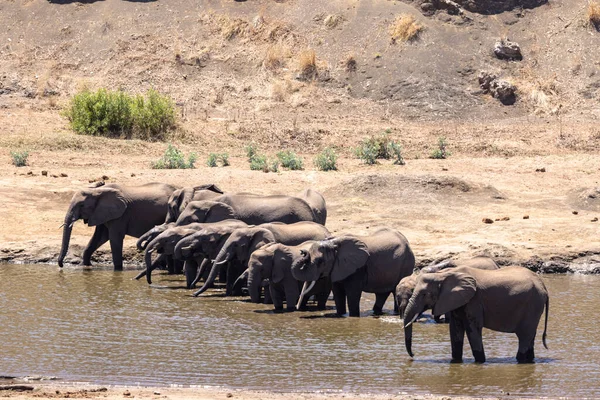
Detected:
[542,296,549,350]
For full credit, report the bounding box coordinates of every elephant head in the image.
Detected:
[136,223,174,251]
[246,243,296,304]
[175,201,235,226]
[403,270,477,357]
[191,227,276,297]
[58,187,127,267]
[395,270,419,320]
[144,226,198,283]
[174,225,237,261]
[290,236,369,306]
[165,184,224,223]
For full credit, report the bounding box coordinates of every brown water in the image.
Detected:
[0,264,599,397]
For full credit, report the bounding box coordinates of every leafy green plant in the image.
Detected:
[430,136,450,159]
[151,144,197,169]
[269,159,280,173]
[354,132,405,165]
[64,88,175,140]
[249,154,268,171]
[10,150,29,167]
[245,143,258,161]
[389,141,405,165]
[276,150,304,170]
[207,153,230,167]
[314,147,338,171]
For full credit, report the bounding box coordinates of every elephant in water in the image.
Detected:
[58,182,178,270]
[396,256,500,321]
[403,266,549,363]
[192,221,331,297]
[291,228,415,317]
[245,241,331,312]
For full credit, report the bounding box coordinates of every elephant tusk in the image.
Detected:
[58,223,65,230]
[296,280,316,309]
[212,259,228,265]
[404,313,419,329]
[180,246,192,252]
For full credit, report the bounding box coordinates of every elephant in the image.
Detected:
[192,221,331,297]
[143,220,248,284]
[403,266,549,364]
[396,256,499,321]
[246,242,331,312]
[164,184,225,223]
[58,182,178,270]
[297,188,327,225]
[172,224,251,290]
[291,228,415,317]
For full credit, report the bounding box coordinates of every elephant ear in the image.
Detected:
[432,271,477,317]
[205,202,235,222]
[166,189,192,223]
[271,245,293,284]
[193,184,224,194]
[330,237,370,282]
[249,229,276,252]
[88,188,127,226]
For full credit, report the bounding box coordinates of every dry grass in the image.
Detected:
[343,54,357,72]
[588,1,600,30]
[389,14,423,43]
[297,49,317,79]
[263,45,286,71]
[324,14,344,29]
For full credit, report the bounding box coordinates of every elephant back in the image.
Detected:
[214,194,316,225]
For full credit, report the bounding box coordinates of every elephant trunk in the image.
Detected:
[246,269,262,303]
[145,247,156,284]
[58,204,78,267]
[233,268,249,299]
[174,237,192,260]
[192,260,222,297]
[213,244,233,267]
[403,297,422,358]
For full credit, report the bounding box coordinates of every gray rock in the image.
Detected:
[494,38,522,61]
[490,80,517,105]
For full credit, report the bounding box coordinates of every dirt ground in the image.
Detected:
[0,384,532,400]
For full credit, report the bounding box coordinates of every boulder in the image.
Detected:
[494,39,522,61]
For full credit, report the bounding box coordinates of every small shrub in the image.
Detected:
[314,148,338,171]
[354,132,405,165]
[277,150,304,170]
[245,143,258,162]
[64,88,175,140]
[151,144,197,169]
[249,154,268,171]
[344,54,357,72]
[207,153,229,167]
[389,14,423,43]
[10,150,29,167]
[354,142,379,165]
[389,141,406,165]
[298,49,317,80]
[264,45,284,70]
[430,137,450,159]
[588,1,600,30]
[269,159,280,173]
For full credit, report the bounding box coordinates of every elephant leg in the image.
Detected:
[393,295,399,315]
[344,270,365,317]
[185,259,199,289]
[332,281,347,316]
[516,332,536,363]
[108,229,125,270]
[373,292,390,315]
[167,257,176,274]
[219,264,228,284]
[269,284,284,312]
[173,259,184,275]
[263,282,273,304]
[82,225,109,266]
[449,311,466,363]
[465,318,485,363]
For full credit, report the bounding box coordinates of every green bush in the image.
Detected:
[64,88,175,140]
[430,136,450,159]
[269,159,280,173]
[151,144,197,169]
[207,153,230,167]
[245,143,258,161]
[276,150,304,170]
[10,150,29,167]
[314,147,338,171]
[249,154,268,171]
[354,132,405,165]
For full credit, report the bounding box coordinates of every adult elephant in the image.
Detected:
[403,266,549,363]
[192,221,331,297]
[297,188,327,225]
[143,220,248,284]
[291,228,415,317]
[396,256,499,321]
[246,242,331,312]
[58,182,178,270]
[164,184,225,223]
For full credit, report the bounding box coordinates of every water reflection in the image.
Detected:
[1,265,599,397]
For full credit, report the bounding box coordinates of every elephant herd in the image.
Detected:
[58,182,550,364]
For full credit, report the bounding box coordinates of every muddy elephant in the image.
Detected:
[291,228,415,317]
[396,256,499,321]
[192,221,331,297]
[58,182,178,270]
[143,220,248,284]
[246,242,331,312]
[403,266,549,363]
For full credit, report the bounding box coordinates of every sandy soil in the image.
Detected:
[0,384,530,400]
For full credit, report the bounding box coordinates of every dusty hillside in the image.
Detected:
[0,0,599,271]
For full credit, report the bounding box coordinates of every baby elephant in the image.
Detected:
[246,242,331,312]
[396,256,499,321]
[404,266,549,364]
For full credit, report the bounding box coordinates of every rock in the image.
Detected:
[0,385,34,391]
[572,211,579,215]
[482,218,494,224]
[535,167,546,172]
[501,216,510,221]
[490,79,517,105]
[41,170,48,176]
[494,38,522,61]
[592,217,599,222]
[131,173,136,177]
[478,71,497,93]
[60,173,68,177]
[421,2,436,13]
[51,174,59,178]
[523,215,530,219]
[123,390,131,397]
[102,175,109,180]
[27,171,33,176]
